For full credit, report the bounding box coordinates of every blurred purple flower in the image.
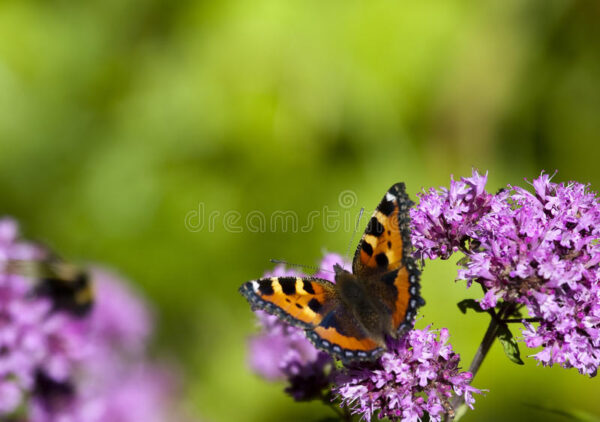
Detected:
[249,310,322,381]
[31,363,179,422]
[32,268,189,422]
[333,327,482,422]
[250,311,333,401]
[0,217,193,421]
[84,268,152,355]
[248,258,341,401]
[0,218,82,415]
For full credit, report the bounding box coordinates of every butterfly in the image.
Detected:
[239,183,423,362]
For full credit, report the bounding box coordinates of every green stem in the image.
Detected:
[445,302,514,421]
[502,317,539,324]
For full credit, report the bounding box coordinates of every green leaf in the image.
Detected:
[457,299,484,314]
[497,324,524,365]
[334,359,345,370]
[456,255,471,267]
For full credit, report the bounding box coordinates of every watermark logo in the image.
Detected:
[184,189,365,233]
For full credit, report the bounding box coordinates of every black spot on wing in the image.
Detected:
[318,312,351,336]
[279,277,297,295]
[375,252,389,268]
[258,281,274,295]
[381,270,398,286]
[239,282,314,330]
[387,241,392,248]
[295,303,303,309]
[318,310,360,338]
[308,298,322,313]
[303,280,315,294]
[365,217,384,237]
[379,199,395,216]
[361,241,374,256]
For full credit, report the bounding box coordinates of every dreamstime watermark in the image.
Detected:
[184,190,369,233]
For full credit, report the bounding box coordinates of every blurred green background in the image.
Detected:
[0,0,599,421]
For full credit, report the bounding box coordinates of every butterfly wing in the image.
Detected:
[352,183,423,333]
[239,276,337,329]
[240,276,384,362]
[353,183,414,275]
[307,305,385,362]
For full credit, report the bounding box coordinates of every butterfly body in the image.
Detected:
[240,183,423,363]
[333,264,396,347]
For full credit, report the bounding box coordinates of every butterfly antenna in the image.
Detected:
[269,259,333,274]
[344,207,364,261]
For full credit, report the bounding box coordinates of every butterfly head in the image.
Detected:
[332,263,348,276]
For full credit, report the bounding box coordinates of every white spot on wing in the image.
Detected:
[251,281,259,292]
[385,192,395,202]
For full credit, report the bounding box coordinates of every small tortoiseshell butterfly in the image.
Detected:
[239,183,423,362]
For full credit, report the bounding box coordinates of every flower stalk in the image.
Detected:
[447,302,514,421]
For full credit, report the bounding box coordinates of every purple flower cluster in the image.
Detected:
[0,218,79,415]
[333,327,481,422]
[252,316,333,403]
[248,253,481,419]
[412,172,600,376]
[0,218,190,421]
[410,170,493,260]
[31,269,184,422]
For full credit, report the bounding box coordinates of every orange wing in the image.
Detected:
[239,276,336,329]
[353,183,414,276]
[307,306,385,362]
[240,276,385,362]
[376,265,422,334]
[354,183,424,333]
